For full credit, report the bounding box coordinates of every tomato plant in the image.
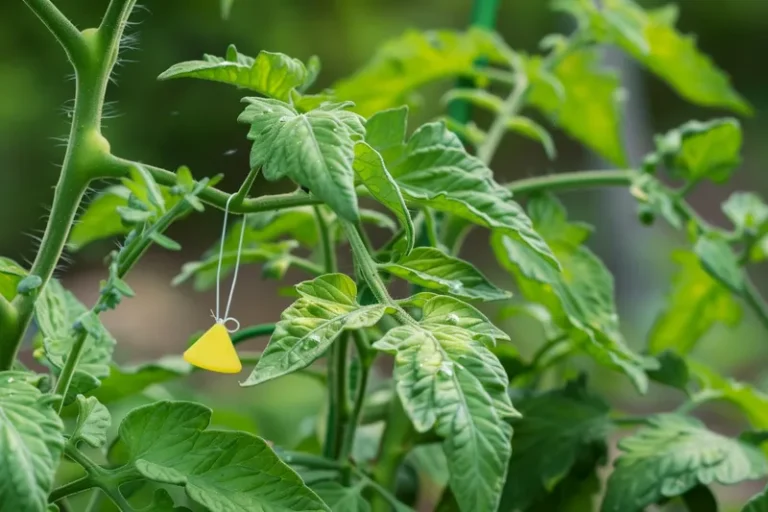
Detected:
[3,0,768,510]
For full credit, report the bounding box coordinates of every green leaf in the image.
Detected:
[647,350,690,392]
[694,233,744,293]
[353,142,414,254]
[334,28,508,116]
[313,482,370,512]
[382,119,556,267]
[500,379,611,511]
[139,489,192,512]
[119,400,329,511]
[364,106,408,161]
[0,371,65,512]
[242,274,389,387]
[380,247,511,302]
[527,48,626,165]
[34,280,116,403]
[373,295,518,512]
[654,118,742,183]
[744,487,768,512]
[69,186,131,250]
[505,116,556,160]
[688,361,768,430]
[420,295,510,344]
[723,192,768,235]
[0,257,26,301]
[71,394,111,448]
[594,0,752,115]
[492,194,651,392]
[601,414,768,511]
[93,357,193,404]
[648,251,741,355]
[150,231,182,251]
[159,46,313,101]
[239,98,365,221]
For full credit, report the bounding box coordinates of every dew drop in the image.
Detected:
[438,361,454,378]
[223,149,237,156]
[305,335,320,349]
[449,282,463,294]
[446,313,460,325]
[7,377,14,383]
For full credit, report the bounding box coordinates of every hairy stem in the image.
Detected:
[5,0,141,370]
[22,0,87,67]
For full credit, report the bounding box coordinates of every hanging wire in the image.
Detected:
[212,194,247,333]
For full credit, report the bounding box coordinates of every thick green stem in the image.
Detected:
[477,74,529,165]
[1,174,89,370]
[371,397,415,512]
[340,331,371,460]
[22,0,88,67]
[5,0,141,371]
[315,206,345,459]
[326,333,350,460]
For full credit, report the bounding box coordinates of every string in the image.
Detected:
[213,195,247,333]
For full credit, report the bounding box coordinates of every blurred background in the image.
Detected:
[2,0,767,510]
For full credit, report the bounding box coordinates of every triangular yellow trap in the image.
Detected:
[184,323,242,374]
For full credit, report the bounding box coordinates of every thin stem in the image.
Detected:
[99,0,138,76]
[53,329,89,413]
[744,277,768,331]
[64,445,107,476]
[477,74,529,165]
[0,294,18,348]
[231,167,260,208]
[280,451,345,471]
[231,323,276,346]
[22,0,87,67]
[506,169,636,195]
[49,476,97,503]
[352,466,409,511]
[314,206,337,274]
[529,333,569,370]
[112,159,323,213]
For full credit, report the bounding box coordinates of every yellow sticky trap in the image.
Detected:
[183,323,242,374]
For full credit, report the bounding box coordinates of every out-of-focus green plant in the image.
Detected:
[3,0,768,510]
